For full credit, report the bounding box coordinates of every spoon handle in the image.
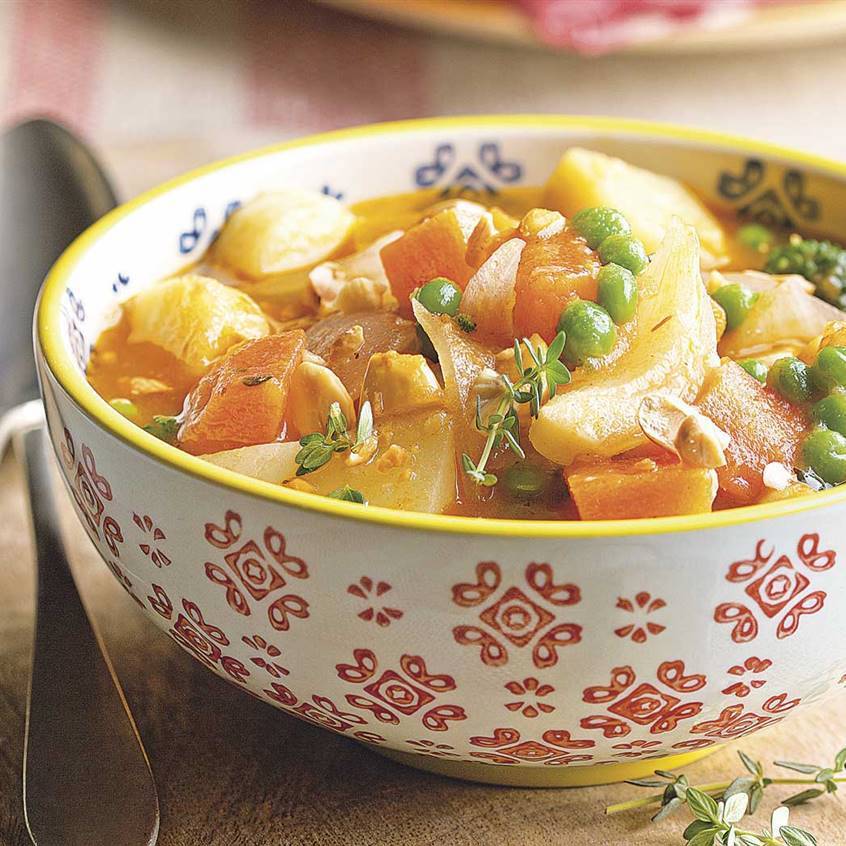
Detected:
[17,424,159,846]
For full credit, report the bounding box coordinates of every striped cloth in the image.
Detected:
[2,0,846,176]
[0,0,428,142]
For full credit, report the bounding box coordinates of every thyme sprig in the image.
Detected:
[674,789,816,846]
[606,746,846,845]
[462,331,570,487]
[295,401,374,475]
[608,748,846,819]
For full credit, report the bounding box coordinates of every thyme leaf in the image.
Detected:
[463,331,570,488]
[295,401,374,476]
[143,415,180,444]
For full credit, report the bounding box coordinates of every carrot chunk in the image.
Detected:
[513,227,600,342]
[380,208,476,317]
[179,331,306,455]
[696,360,810,505]
[566,457,716,520]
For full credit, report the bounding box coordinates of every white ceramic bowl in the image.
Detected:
[36,117,846,787]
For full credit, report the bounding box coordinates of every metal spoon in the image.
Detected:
[1,119,160,846]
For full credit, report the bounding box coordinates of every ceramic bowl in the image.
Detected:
[36,117,846,787]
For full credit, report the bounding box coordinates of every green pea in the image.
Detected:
[739,359,768,383]
[711,284,758,331]
[503,464,548,500]
[811,345,846,393]
[416,277,462,316]
[812,392,846,436]
[802,428,846,485]
[597,234,649,275]
[109,397,138,419]
[817,275,846,307]
[597,263,638,324]
[737,223,774,252]
[767,356,813,404]
[557,300,617,365]
[571,207,631,250]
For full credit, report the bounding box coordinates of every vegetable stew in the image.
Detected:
[87,148,846,519]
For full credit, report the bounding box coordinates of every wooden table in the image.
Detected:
[1,453,845,845]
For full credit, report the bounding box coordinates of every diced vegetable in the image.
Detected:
[201,442,300,484]
[465,207,521,268]
[179,331,306,455]
[566,457,717,520]
[305,410,457,513]
[305,311,419,399]
[697,360,810,504]
[361,352,444,418]
[513,225,600,341]
[461,238,525,346]
[530,219,718,465]
[718,277,846,360]
[412,298,494,449]
[380,206,482,317]
[213,189,355,280]
[125,273,270,375]
[543,147,727,262]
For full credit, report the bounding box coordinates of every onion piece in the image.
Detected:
[719,277,846,359]
[461,238,525,347]
[412,299,494,447]
[201,442,300,484]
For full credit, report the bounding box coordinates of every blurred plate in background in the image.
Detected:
[314,0,846,54]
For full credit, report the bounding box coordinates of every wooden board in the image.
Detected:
[314,0,846,54]
[1,452,845,844]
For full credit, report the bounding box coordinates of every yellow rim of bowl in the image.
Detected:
[37,114,846,539]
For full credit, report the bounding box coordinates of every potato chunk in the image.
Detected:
[306,410,457,514]
[179,331,306,455]
[567,457,717,520]
[125,274,269,375]
[543,147,726,261]
[530,219,718,465]
[213,189,354,280]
